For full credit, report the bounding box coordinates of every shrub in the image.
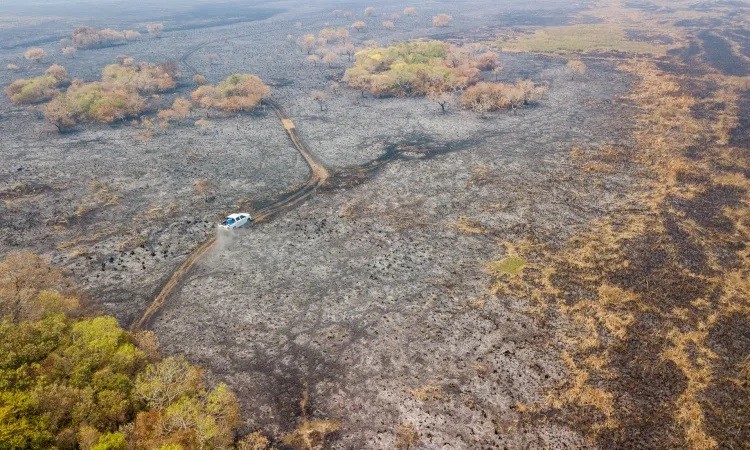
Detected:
[124,30,141,40]
[343,40,477,97]
[474,52,500,70]
[101,61,177,95]
[351,21,367,31]
[190,73,270,113]
[4,65,69,104]
[45,80,146,130]
[432,13,453,27]
[404,7,417,16]
[567,59,587,79]
[23,47,45,61]
[146,23,164,38]
[460,80,546,113]
[71,27,126,49]
[383,21,395,29]
[318,27,349,44]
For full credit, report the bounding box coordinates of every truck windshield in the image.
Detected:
[224,218,235,225]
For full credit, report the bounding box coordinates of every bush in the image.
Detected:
[101,61,177,95]
[432,14,453,27]
[23,47,45,61]
[460,80,546,113]
[71,27,127,49]
[4,65,69,104]
[343,40,478,97]
[43,59,177,131]
[191,73,270,113]
[45,80,146,130]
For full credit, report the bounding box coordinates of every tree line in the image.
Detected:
[0,252,278,449]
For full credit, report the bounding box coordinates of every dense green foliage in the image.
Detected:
[344,40,478,97]
[43,61,177,131]
[4,65,69,105]
[0,253,252,450]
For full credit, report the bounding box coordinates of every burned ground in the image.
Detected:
[1,0,749,448]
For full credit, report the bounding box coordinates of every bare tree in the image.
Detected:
[383,21,395,29]
[23,47,45,62]
[432,14,453,27]
[300,34,317,54]
[146,23,165,38]
[364,6,376,15]
[323,52,337,67]
[341,42,356,62]
[428,88,455,113]
[193,74,207,85]
[351,21,367,32]
[492,66,503,81]
[567,59,587,80]
[311,90,329,111]
[404,7,417,16]
[62,46,77,57]
[306,54,321,66]
[124,30,141,40]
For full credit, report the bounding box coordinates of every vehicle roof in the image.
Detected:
[226,213,250,219]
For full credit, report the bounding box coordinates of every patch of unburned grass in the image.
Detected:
[500,25,666,55]
[487,255,527,276]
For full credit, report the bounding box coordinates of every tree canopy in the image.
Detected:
[0,252,252,449]
[4,65,69,105]
[343,41,480,97]
[191,74,270,113]
[43,60,177,131]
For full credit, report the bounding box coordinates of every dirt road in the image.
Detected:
[131,98,329,331]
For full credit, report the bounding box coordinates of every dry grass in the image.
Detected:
[282,383,340,450]
[74,180,120,218]
[395,423,421,450]
[410,384,446,402]
[487,36,749,446]
[453,216,487,234]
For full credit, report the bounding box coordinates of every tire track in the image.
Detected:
[131,44,329,331]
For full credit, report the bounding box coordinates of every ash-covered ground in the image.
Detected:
[1,0,653,447]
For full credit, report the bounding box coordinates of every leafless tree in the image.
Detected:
[567,59,587,80]
[432,14,453,27]
[147,23,165,38]
[311,90,329,111]
[23,47,45,62]
[351,21,367,32]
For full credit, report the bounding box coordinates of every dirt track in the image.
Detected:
[131,97,329,331]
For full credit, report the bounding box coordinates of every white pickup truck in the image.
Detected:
[219,213,252,230]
